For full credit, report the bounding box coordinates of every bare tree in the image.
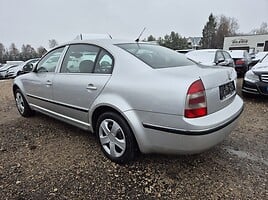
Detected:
[9,43,20,60]
[214,15,239,49]
[251,22,268,34]
[37,46,47,57]
[48,39,58,48]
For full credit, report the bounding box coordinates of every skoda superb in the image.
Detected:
[13,40,243,163]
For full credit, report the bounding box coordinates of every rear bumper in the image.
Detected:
[124,95,244,154]
[142,106,243,136]
[235,65,247,74]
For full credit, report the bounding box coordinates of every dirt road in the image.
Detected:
[0,79,267,199]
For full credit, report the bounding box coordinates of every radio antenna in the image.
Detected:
[135,27,146,42]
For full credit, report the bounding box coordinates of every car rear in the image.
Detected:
[229,50,250,75]
[113,42,244,154]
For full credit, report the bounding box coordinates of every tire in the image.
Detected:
[96,112,137,164]
[15,89,34,117]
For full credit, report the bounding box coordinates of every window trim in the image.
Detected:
[58,43,114,74]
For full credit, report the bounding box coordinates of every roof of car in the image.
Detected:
[191,49,221,52]
[60,39,151,47]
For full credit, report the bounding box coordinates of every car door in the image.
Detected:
[23,47,66,111]
[52,44,113,126]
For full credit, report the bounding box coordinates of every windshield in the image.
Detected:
[186,51,215,63]
[116,43,194,69]
[261,54,268,63]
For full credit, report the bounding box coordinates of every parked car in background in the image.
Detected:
[13,40,243,164]
[6,58,40,78]
[185,49,235,68]
[250,51,268,67]
[242,53,268,96]
[228,50,252,75]
[0,64,19,79]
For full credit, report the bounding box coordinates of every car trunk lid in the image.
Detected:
[158,65,237,115]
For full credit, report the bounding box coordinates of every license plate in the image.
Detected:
[219,81,235,100]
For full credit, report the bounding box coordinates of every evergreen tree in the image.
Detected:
[158,32,188,50]
[0,43,5,63]
[147,35,156,41]
[201,14,217,49]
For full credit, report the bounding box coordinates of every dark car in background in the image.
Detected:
[242,53,268,96]
[250,51,268,67]
[228,50,252,76]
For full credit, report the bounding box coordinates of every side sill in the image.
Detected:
[30,103,91,129]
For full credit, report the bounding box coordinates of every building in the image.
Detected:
[223,34,268,53]
[187,37,202,49]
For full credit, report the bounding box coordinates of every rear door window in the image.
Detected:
[60,44,100,73]
[94,50,114,74]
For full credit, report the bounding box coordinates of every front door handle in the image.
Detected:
[86,84,97,90]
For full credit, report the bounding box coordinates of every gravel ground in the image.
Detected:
[0,79,267,200]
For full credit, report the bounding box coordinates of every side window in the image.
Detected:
[36,47,65,73]
[222,51,232,59]
[61,44,100,73]
[94,50,114,74]
[244,51,251,61]
[216,51,224,62]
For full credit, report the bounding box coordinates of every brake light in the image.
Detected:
[235,59,245,65]
[184,79,207,118]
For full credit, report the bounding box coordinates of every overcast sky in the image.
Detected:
[1,0,268,49]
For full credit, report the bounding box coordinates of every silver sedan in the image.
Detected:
[13,40,244,164]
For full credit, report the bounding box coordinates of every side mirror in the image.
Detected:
[23,63,34,72]
[17,63,36,76]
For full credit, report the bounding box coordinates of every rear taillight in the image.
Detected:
[235,59,245,65]
[184,79,207,118]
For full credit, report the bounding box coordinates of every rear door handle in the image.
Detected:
[45,80,52,86]
[86,84,97,90]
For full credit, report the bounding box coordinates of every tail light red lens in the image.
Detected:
[184,79,207,118]
[235,59,245,65]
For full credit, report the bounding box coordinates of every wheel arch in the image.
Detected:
[92,105,127,133]
[91,105,140,153]
[13,84,21,97]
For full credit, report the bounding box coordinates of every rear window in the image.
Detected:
[116,43,194,69]
[186,51,215,63]
[229,50,244,58]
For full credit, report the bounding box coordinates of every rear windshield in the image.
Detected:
[186,51,215,63]
[116,43,194,69]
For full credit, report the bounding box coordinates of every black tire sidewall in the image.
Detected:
[15,89,33,117]
[96,112,136,164]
